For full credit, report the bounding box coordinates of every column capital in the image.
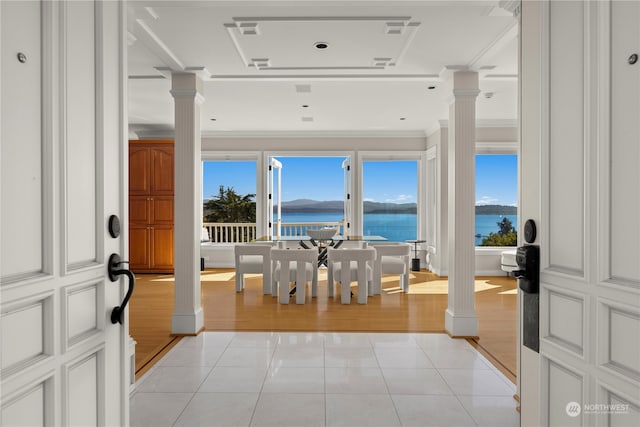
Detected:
[170,89,205,105]
[171,72,204,101]
[452,88,481,98]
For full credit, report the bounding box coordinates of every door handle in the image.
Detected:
[107,253,136,325]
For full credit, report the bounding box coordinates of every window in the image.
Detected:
[202,160,257,242]
[475,154,518,246]
[362,160,419,241]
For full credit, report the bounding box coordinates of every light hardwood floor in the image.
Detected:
[130,269,517,382]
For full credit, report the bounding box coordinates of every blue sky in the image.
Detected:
[202,155,517,205]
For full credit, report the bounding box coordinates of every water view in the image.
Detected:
[277,212,518,246]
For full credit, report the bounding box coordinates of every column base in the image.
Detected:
[171,307,204,335]
[445,308,478,337]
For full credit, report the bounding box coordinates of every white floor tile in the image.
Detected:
[173,392,259,427]
[326,394,401,427]
[412,333,472,352]
[424,347,493,370]
[439,369,516,396]
[391,394,477,427]
[130,392,193,427]
[325,346,379,367]
[130,332,520,427]
[457,395,520,427]
[367,333,418,348]
[271,346,325,367]
[277,332,325,347]
[324,332,372,348]
[198,366,268,393]
[136,366,212,393]
[216,346,275,368]
[374,347,434,368]
[178,332,236,349]
[158,345,225,367]
[228,332,280,348]
[382,368,453,395]
[250,393,325,427]
[325,367,388,394]
[261,367,324,393]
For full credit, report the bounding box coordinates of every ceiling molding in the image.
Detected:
[134,18,185,71]
[130,127,431,140]
[200,130,429,139]
[207,74,440,81]
[224,16,420,72]
[437,119,517,128]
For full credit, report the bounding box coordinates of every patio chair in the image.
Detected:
[368,242,412,294]
[327,247,376,304]
[271,247,318,304]
[234,243,274,294]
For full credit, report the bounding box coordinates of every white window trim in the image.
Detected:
[356,151,426,240]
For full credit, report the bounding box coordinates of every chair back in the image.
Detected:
[271,248,318,304]
[327,247,376,304]
[234,243,273,294]
[369,242,411,293]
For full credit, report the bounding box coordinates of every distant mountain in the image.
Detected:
[276,200,516,215]
[277,199,417,213]
[278,199,344,213]
[475,204,517,215]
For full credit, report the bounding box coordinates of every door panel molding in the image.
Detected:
[61,279,105,352]
[0,291,54,378]
[539,1,640,423]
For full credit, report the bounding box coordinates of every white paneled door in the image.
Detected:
[538,1,640,425]
[1,1,128,426]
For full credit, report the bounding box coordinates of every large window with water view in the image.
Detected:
[475,154,518,246]
[271,157,347,237]
[362,160,418,242]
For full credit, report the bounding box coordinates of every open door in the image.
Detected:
[1,1,129,425]
[342,158,352,237]
[267,157,282,238]
[520,2,640,425]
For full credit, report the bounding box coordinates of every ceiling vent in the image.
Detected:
[295,84,312,93]
[301,117,314,122]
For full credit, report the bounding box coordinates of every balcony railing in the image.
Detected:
[202,221,344,243]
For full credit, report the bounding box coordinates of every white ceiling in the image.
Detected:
[127,0,518,137]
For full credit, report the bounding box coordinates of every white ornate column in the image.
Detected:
[445,71,479,337]
[170,73,204,334]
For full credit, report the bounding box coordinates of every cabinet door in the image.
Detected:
[151,146,174,195]
[151,225,174,270]
[129,225,150,271]
[129,146,150,195]
[130,196,150,224]
[150,196,173,225]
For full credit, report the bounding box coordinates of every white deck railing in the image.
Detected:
[202,221,344,243]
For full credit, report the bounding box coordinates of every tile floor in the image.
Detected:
[130,332,519,427]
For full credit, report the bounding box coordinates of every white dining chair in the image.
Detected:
[369,242,412,294]
[234,243,273,294]
[327,247,376,304]
[271,247,318,304]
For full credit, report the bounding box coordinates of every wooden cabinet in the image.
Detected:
[129,141,174,273]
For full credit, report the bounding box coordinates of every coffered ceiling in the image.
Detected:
[127,0,518,137]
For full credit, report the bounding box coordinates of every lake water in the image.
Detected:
[279,212,518,245]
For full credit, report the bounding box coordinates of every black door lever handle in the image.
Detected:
[108,253,135,325]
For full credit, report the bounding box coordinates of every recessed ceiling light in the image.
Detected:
[314,42,329,50]
[427,85,436,90]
